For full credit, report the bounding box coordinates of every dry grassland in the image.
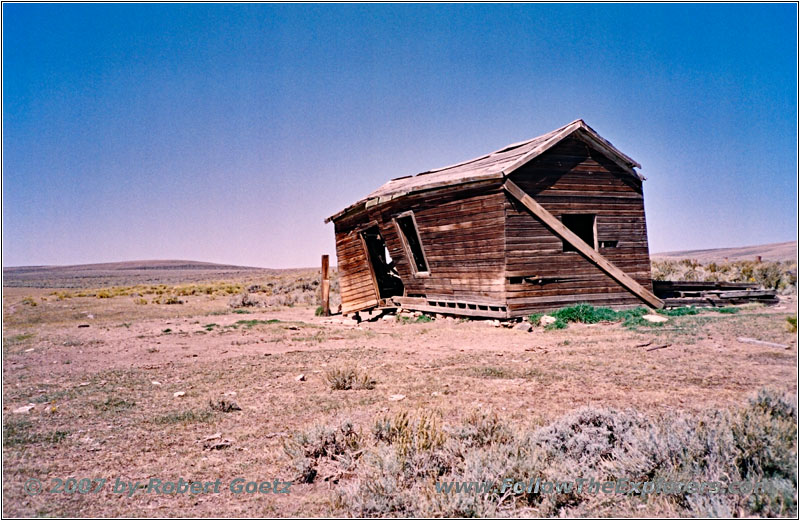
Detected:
[2,271,797,517]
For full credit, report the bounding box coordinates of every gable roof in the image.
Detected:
[326,119,642,223]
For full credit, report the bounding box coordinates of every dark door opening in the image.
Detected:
[361,226,404,299]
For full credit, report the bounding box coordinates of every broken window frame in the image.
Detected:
[560,214,597,253]
[394,211,430,277]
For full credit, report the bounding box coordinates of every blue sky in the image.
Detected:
[3,3,797,268]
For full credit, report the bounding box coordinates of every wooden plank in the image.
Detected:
[503,179,663,309]
[321,255,330,316]
[737,337,789,349]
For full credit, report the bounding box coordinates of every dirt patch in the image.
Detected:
[2,285,796,516]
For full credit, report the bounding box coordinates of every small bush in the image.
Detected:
[229,292,259,309]
[658,306,700,316]
[527,312,544,325]
[284,420,363,483]
[712,306,740,314]
[209,399,241,412]
[545,317,568,330]
[472,366,514,379]
[325,366,376,391]
[787,316,797,333]
[155,409,214,424]
[231,319,280,329]
[93,397,135,412]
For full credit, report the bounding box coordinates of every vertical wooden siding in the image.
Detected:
[504,136,653,315]
[334,227,379,313]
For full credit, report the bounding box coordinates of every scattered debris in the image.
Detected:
[736,337,790,349]
[173,391,186,398]
[198,432,221,443]
[514,322,533,332]
[24,348,34,353]
[79,382,91,387]
[642,314,669,323]
[151,381,162,386]
[646,343,672,352]
[635,340,654,348]
[388,394,406,401]
[204,438,232,451]
[295,374,306,382]
[78,324,90,328]
[654,281,778,307]
[13,404,35,414]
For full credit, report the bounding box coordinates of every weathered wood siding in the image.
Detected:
[333,181,508,314]
[504,136,653,315]
[334,228,379,314]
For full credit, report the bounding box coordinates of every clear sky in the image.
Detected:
[3,3,797,268]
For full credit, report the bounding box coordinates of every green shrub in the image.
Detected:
[787,316,797,333]
[545,317,568,330]
[527,313,543,325]
[658,306,700,316]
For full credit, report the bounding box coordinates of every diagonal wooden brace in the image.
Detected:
[503,179,664,309]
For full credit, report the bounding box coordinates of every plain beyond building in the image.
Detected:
[325,120,663,318]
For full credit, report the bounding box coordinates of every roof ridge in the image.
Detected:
[326,119,640,223]
[411,119,584,179]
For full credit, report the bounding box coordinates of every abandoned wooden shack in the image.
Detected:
[325,119,664,318]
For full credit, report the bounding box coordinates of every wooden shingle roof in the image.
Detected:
[326,119,642,223]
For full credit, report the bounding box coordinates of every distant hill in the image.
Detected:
[652,241,796,263]
[2,260,294,288]
[5,259,261,273]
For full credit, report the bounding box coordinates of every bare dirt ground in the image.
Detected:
[2,285,797,517]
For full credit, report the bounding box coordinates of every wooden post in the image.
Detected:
[321,255,331,316]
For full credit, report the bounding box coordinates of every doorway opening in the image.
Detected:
[361,226,404,299]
